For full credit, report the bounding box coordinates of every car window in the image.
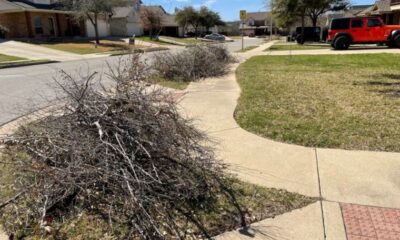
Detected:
[351,19,363,28]
[367,19,381,27]
[331,19,350,30]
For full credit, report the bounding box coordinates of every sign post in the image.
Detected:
[240,10,247,51]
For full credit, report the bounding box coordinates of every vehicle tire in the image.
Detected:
[296,35,305,45]
[393,34,400,48]
[333,36,350,50]
[387,40,396,48]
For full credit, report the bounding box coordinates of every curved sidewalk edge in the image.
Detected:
[179,43,400,239]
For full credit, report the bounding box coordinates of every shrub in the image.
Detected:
[0,25,8,39]
[152,44,235,82]
[0,54,247,239]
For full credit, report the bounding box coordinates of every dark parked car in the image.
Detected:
[291,27,321,44]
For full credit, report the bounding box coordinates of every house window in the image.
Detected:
[34,16,43,34]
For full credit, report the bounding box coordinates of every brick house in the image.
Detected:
[0,0,86,39]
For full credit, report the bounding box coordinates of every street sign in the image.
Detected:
[240,10,247,21]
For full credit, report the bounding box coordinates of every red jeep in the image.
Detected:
[327,17,400,50]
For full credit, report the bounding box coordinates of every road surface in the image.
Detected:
[0,39,265,125]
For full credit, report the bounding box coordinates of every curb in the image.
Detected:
[0,60,59,70]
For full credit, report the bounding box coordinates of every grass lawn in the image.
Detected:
[135,36,171,45]
[40,40,147,55]
[160,36,203,45]
[0,152,315,239]
[235,54,400,152]
[0,54,26,62]
[236,45,258,53]
[0,54,51,68]
[267,43,330,51]
[156,79,190,90]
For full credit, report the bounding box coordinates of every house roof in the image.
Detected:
[141,5,179,27]
[162,15,178,27]
[0,0,66,13]
[112,7,133,18]
[142,5,167,15]
[358,0,391,16]
[0,0,21,13]
[245,11,270,21]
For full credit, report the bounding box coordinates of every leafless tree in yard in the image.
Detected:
[141,7,163,39]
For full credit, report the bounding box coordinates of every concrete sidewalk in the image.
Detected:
[178,41,400,239]
[0,40,102,62]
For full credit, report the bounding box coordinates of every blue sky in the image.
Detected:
[142,0,376,21]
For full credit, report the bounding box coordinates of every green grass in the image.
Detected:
[135,36,172,45]
[157,79,190,90]
[236,45,258,53]
[267,43,330,51]
[0,54,26,63]
[235,54,400,152]
[0,149,315,239]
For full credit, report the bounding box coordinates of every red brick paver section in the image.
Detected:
[342,203,400,240]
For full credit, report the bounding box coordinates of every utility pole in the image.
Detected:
[240,10,247,51]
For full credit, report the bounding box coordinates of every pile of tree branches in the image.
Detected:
[152,44,235,82]
[0,54,247,239]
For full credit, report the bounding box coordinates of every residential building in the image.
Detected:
[0,0,86,39]
[140,5,183,37]
[110,0,143,37]
[239,12,278,36]
[358,0,393,24]
[327,5,373,24]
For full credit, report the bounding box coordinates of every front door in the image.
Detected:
[366,18,386,42]
[48,17,56,36]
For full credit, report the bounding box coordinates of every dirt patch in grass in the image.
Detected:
[235,54,400,152]
[267,43,330,51]
[0,151,315,239]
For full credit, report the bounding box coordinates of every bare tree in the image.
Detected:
[61,0,131,44]
[141,7,163,39]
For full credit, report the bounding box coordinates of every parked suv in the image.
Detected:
[290,27,321,44]
[327,17,400,50]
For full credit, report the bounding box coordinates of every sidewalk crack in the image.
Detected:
[315,148,327,240]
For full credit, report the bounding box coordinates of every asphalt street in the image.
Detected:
[0,38,264,125]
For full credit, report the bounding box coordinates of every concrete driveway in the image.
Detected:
[0,40,100,62]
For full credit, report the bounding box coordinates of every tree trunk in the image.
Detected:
[300,13,305,45]
[94,13,100,46]
[311,14,318,27]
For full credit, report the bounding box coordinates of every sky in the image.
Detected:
[142,0,376,21]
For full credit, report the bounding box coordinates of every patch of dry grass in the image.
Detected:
[236,54,400,152]
[0,151,315,239]
[40,40,147,55]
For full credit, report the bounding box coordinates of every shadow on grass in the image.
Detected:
[354,73,400,97]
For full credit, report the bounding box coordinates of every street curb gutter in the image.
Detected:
[0,60,59,70]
